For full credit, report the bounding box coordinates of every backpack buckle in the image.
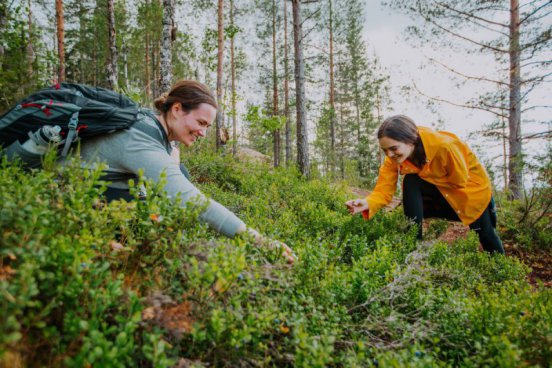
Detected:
[61,112,79,157]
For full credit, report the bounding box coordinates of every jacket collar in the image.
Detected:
[417,126,438,165]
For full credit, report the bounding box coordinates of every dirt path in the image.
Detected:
[349,188,551,288]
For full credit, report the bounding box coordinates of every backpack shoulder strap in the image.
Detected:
[133,109,171,154]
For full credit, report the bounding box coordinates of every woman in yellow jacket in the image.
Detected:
[346,115,504,254]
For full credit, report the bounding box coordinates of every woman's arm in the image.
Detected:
[236,224,296,264]
[119,127,296,263]
[117,126,244,237]
[345,157,398,220]
[365,157,399,219]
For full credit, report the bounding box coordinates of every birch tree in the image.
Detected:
[160,0,174,93]
[106,0,118,89]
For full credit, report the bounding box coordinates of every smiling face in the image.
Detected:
[167,102,216,146]
[379,136,415,164]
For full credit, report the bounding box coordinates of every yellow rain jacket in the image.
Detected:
[366,126,492,225]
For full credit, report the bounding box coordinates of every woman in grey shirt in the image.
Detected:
[81,80,295,263]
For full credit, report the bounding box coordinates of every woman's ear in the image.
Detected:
[171,102,182,113]
[169,102,183,120]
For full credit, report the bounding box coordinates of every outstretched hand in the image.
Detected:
[272,240,297,265]
[246,228,297,265]
[345,198,369,216]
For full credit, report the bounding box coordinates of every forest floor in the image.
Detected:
[350,188,552,288]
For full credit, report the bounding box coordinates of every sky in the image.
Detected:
[28,0,549,185]
[361,1,551,186]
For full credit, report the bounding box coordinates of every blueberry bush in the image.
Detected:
[0,151,550,367]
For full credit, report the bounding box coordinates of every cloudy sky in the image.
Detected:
[361,1,550,184]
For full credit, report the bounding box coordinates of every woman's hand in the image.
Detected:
[345,198,369,216]
[246,227,297,265]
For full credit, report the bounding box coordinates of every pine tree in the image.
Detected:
[283,0,292,165]
[216,0,225,150]
[291,0,312,177]
[385,0,552,198]
[55,0,65,82]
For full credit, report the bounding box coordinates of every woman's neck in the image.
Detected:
[408,138,427,168]
[157,114,171,140]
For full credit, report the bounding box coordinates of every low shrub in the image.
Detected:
[1,152,550,367]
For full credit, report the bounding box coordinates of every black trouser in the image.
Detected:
[402,174,504,254]
[103,163,191,203]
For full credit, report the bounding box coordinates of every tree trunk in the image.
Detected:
[230,0,237,156]
[292,0,310,177]
[376,89,383,164]
[355,99,361,174]
[145,34,151,99]
[502,112,508,191]
[0,2,6,61]
[55,0,65,82]
[153,39,160,98]
[93,32,97,85]
[27,0,34,80]
[283,0,291,165]
[106,0,118,89]
[216,0,224,150]
[328,0,336,170]
[145,1,151,100]
[160,0,174,93]
[122,37,129,90]
[272,0,280,167]
[339,100,345,178]
[508,0,522,199]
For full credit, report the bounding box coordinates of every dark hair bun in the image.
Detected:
[154,93,169,111]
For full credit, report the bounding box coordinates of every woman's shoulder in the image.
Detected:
[127,110,170,149]
[421,127,463,146]
[419,127,465,161]
[418,126,458,141]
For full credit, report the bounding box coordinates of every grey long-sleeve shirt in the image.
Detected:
[75,110,245,237]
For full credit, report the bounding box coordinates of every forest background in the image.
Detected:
[2,0,551,194]
[1,0,551,367]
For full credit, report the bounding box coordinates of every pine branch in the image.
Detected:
[427,57,507,86]
[519,1,552,25]
[301,7,321,26]
[520,59,552,68]
[521,105,552,113]
[521,32,552,53]
[523,130,552,140]
[411,81,507,118]
[524,8,552,23]
[304,42,329,55]
[426,18,508,54]
[302,24,319,40]
[434,1,509,28]
[522,71,552,87]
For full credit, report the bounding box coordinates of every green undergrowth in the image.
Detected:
[0,152,550,367]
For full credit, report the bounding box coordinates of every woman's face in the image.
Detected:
[379,136,415,164]
[169,103,216,146]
